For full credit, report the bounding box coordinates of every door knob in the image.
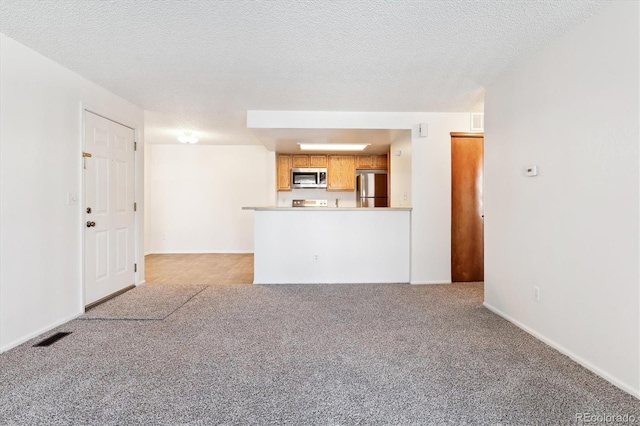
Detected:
[86,221,96,228]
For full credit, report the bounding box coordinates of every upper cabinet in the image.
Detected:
[355,155,373,169]
[374,154,388,169]
[309,155,328,168]
[327,155,356,191]
[277,155,292,191]
[290,154,327,168]
[356,154,387,170]
[277,153,386,192]
[291,155,310,168]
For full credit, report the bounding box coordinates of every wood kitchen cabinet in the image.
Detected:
[277,155,292,191]
[327,155,356,191]
[356,154,388,169]
[291,155,310,168]
[374,154,388,169]
[290,154,327,168]
[356,155,374,169]
[309,155,327,167]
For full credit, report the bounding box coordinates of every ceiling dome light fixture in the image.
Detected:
[177,131,199,144]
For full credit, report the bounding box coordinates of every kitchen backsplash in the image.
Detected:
[277,188,357,207]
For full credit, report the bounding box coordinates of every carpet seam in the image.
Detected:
[78,285,210,322]
[160,285,210,320]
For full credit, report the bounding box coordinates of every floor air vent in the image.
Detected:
[33,332,72,347]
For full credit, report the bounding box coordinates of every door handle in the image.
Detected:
[86,221,96,228]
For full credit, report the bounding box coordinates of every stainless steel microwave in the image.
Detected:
[291,168,327,189]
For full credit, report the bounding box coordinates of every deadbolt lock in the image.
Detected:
[86,207,92,214]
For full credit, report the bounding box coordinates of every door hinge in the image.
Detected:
[134,202,137,212]
[134,263,137,273]
[134,142,137,151]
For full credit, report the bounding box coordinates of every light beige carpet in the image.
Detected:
[3,283,637,425]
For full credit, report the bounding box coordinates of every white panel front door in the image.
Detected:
[84,111,135,305]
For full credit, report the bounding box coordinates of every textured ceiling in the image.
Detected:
[1,0,608,146]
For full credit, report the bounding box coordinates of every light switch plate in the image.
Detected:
[524,165,538,177]
[419,123,428,137]
[470,113,484,131]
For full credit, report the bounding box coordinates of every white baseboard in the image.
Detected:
[410,281,452,285]
[0,311,83,354]
[137,280,146,286]
[483,302,640,400]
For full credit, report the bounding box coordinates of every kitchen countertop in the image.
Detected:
[242,207,412,211]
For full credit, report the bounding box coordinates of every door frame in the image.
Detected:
[80,103,141,310]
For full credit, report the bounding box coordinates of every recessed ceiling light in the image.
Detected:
[178,131,198,144]
[298,143,370,151]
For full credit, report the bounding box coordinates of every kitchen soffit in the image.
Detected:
[252,128,406,155]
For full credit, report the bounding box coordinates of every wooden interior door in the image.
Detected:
[451,133,484,282]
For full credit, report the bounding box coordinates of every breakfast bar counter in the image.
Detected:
[245,207,412,212]
[242,207,411,284]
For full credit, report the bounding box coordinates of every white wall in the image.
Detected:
[389,130,412,208]
[484,1,639,397]
[0,34,145,352]
[410,116,471,284]
[147,144,271,253]
[248,111,472,284]
[144,112,152,255]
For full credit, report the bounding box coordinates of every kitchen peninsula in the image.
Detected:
[242,207,411,284]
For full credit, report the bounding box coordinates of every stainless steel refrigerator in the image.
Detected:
[356,171,388,207]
